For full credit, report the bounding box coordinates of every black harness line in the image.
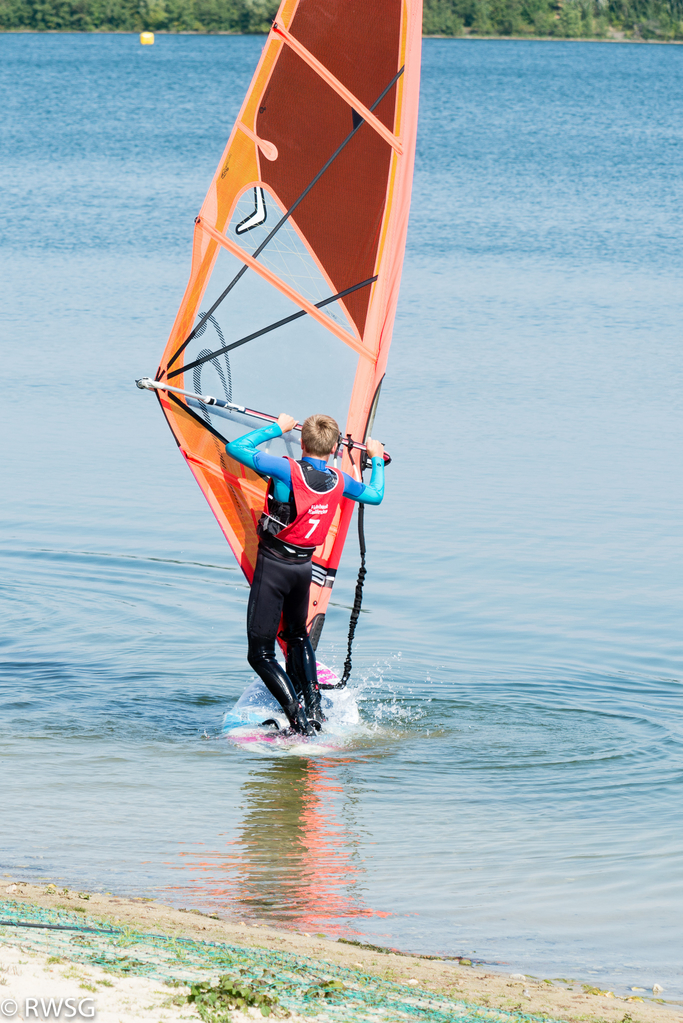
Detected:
[320,444,369,691]
[340,501,367,688]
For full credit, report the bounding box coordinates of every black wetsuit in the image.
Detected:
[246,547,318,732]
[246,461,338,734]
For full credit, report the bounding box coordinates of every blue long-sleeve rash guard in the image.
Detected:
[226,423,384,505]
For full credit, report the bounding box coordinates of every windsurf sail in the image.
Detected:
[143,0,422,650]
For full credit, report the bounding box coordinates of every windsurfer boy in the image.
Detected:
[227,414,385,736]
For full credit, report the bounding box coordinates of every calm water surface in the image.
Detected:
[1,35,683,995]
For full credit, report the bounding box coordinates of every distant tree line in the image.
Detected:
[2,0,682,40]
[424,0,683,39]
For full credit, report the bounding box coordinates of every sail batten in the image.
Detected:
[272,22,403,154]
[192,217,372,357]
[168,274,379,381]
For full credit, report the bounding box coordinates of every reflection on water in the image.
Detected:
[175,759,389,933]
[235,760,365,927]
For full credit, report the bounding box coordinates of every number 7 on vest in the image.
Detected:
[305,518,321,539]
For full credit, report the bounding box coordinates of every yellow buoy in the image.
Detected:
[140,31,154,44]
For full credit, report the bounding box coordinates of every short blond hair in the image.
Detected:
[301,414,340,457]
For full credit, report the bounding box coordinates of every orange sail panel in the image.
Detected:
[154,0,422,643]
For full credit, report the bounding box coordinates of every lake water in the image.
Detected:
[2,33,682,997]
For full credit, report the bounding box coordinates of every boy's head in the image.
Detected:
[301,414,340,458]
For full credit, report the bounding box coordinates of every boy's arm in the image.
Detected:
[342,438,385,505]
[226,420,293,492]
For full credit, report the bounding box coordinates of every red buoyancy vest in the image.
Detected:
[275,458,345,548]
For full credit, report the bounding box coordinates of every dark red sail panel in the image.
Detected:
[257,0,402,337]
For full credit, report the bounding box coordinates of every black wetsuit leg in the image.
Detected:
[246,547,313,735]
[285,633,325,730]
[277,560,325,728]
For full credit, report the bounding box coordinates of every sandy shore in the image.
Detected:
[1,881,681,1022]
